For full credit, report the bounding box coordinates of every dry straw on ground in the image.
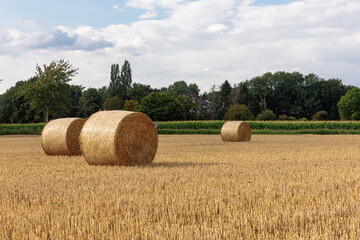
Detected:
[80,110,158,166]
[221,121,251,142]
[41,118,86,155]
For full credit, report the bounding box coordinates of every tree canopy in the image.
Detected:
[23,59,78,122]
[78,88,102,118]
[137,92,185,121]
[337,87,360,120]
[1,61,358,123]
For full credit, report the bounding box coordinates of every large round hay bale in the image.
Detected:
[41,118,86,155]
[80,110,158,166]
[221,121,251,142]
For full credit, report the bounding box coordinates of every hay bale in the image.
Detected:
[80,110,158,166]
[221,121,251,142]
[41,118,86,155]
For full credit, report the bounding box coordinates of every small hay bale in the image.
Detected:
[41,118,86,155]
[80,110,158,166]
[221,121,251,142]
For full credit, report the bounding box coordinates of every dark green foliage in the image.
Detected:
[168,81,188,96]
[187,83,200,101]
[168,81,200,102]
[224,104,254,120]
[11,89,38,123]
[103,96,123,110]
[240,72,348,120]
[288,116,297,121]
[108,64,121,99]
[237,82,249,106]
[196,92,211,120]
[319,78,350,120]
[279,114,289,121]
[68,85,83,117]
[312,111,329,121]
[78,88,102,118]
[0,78,43,123]
[23,59,78,122]
[176,95,197,120]
[123,99,139,111]
[120,60,132,101]
[97,86,108,106]
[0,67,356,124]
[106,61,132,102]
[257,109,276,121]
[0,81,27,123]
[137,92,185,121]
[216,80,232,120]
[351,112,360,120]
[337,87,360,120]
[245,73,272,115]
[128,83,152,103]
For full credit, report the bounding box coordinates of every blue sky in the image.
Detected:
[0,0,360,93]
[0,0,298,29]
[0,0,142,29]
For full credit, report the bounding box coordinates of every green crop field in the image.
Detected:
[2,121,360,135]
[157,121,360,134]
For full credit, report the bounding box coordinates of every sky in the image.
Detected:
[0,0,360,94]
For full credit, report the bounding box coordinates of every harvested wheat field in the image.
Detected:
[1,134,360,239]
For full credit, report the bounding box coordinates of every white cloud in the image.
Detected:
[241,0,255,6]
[126,0,185,10]
[1,0,360,94]
[139,11,158,19]
[205,24,228,33]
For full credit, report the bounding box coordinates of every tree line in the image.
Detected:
[0,59,358,123]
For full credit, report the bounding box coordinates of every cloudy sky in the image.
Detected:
[0,0,359,94]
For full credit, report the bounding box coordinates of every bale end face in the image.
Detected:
[221,121,251,142]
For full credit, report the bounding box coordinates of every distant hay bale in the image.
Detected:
[41,118,86,155]
[221,121,251,142]
[80,110,158,166]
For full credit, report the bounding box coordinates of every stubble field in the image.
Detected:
[1,134,360,239]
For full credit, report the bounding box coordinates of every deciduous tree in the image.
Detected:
[24,59,78,122]
[137,92,185,121]
[78,88,102,118]
[337,87,360,120]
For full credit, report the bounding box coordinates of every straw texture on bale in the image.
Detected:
[80,110,158,166]
[41,118,86,155]
[221,121,251,142]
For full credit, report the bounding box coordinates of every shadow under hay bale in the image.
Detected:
[221,121,251,142]
[80,110,158,166]
[41,118,86,155]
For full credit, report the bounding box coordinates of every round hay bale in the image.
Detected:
[80,110,158,166]
[41,118,86,155]
[221,121,251,142]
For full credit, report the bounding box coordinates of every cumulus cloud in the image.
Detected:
[139,11,158,19]
[0,27,114,53]
[1,0,360,94]
[205,24,228,33]
[126,0,185,10]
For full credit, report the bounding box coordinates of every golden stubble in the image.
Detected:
[1,134,360,239]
